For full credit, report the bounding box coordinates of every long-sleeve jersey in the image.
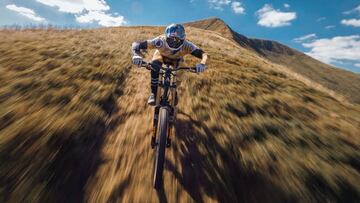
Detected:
[132,35,205,62]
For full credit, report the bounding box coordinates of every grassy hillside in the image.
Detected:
[0,27,150,202]
[0,25,360,202]
[187,18,360,104]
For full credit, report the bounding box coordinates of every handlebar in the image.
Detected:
[140,61,197,73]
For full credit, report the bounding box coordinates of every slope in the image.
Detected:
[0,25,359,202]
[186,18,360,104]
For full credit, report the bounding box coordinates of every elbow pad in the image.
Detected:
[191,49,204,59]
[132,41,148,56]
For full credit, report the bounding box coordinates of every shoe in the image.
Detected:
[147,93,156,106]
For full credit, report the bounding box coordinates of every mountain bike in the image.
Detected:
[141,61,196,189]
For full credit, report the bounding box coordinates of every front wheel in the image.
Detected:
[153,107,169,189]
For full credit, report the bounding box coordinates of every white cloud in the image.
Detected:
[36,0,125,26]
[208,0,231,10]
[341,19,360,27]
[302,35,360,65]
[284,3,290,8]
[325,25,336,29]
[293,33,317,43]
[231,1,245,14]
[356,5,360,13]
[76,11,125,27]
[6,4,45,22]
[256,4,296,28]
[343,4,360,15]
[36,0,109,13]
[316,17,326,22]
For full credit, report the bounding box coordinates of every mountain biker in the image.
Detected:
[131,23,208,105]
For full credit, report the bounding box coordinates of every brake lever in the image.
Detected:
[144,64,161,73]
[189,68,197,73]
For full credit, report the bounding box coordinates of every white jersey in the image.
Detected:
[147,35,199,61]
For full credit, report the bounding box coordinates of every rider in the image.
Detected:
[131,23,208,105]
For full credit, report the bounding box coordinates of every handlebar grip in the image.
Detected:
[139,62,197,73]
[140,61,151,70]
[141,61,149,66]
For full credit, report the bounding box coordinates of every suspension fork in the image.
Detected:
[152,106,160,137]
[149,107,158,148]
[167,73,177,142]
[167,107,175,139]
[152,69,163,139]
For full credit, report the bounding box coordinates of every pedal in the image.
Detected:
[151,136,156,149]
[166,138,171,148]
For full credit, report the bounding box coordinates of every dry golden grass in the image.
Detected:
[0,25,360,202]
[0,27,161,202]
[262,52,360,104]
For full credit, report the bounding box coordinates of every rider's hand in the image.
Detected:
[132,55,143,67]
[196,63,206,73]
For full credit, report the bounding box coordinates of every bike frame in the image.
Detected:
[154,63,179,141]
[141,61,195,189]
[142,62,195,141]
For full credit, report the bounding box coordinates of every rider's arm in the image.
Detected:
[131,41,147,57]
[191,49,208,65]
[132,36,163,57]
[184,41,208,65]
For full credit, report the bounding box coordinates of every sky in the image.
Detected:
[1,0,360,73]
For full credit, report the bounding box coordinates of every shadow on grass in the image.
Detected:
[47,123,107,203]
[107,175,132,203]
[0,72,126,202]
[0,120,107,203]
[168,110,293,203]
[156,187,168,203]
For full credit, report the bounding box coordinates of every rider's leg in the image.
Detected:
[149,60,162,147]
[150,60,162,95]
[148,51,164,105]
[148,60,162,105]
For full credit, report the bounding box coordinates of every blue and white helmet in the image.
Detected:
[165,24,186,50]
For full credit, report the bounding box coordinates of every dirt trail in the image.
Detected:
[86,67,207,203]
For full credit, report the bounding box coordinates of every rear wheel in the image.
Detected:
[153,107,169,189]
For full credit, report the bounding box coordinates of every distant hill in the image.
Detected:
[186,17,360,104]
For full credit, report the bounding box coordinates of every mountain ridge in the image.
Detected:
[185,17,360,104]
[186,17,297,55]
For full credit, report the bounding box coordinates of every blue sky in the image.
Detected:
[1,0,360,73]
